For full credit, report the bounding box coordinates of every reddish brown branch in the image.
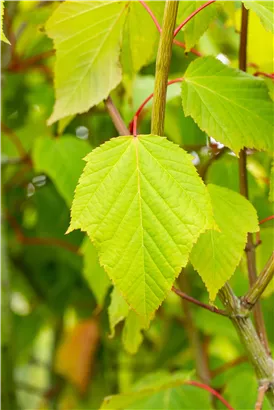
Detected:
[255,382,270,410]
[172,286,228,317]
[1,123,31,164]
[8,50,55,73]
[211,356,248,377]
[185,380,234,410]
[173,0,215,38]
[254,71,274,79]
[5,212,80,255]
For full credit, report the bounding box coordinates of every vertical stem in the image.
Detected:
[1,226,19,410]
[151,0,179,136]
[238,4,270,355]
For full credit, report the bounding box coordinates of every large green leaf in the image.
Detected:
[176,1,217,51]
[191,184,259,301]
[244,1,274,33]
[67,134,214,324]
[46,1,127,124]
[32,136,90,207]
[100,371,211,409]
[181,56,274,154]
[81,237,110,306]
[1,2,10,44]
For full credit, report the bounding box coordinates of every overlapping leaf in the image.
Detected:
[244,1,274,33]
[46,1,127,124]
[191,184,259,301]
[68,134,214,324]
[181,56,274,154]
[46,1,164,124]
[33,136,90,206]
[81,237,110,306]
[176,1,217,51]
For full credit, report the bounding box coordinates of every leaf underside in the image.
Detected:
[68,134,214,324]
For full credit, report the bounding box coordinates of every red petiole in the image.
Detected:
[129,78,183,134]
[185,380,234,410]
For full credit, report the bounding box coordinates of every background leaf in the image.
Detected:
[181,56,274,154]
[32,136,90,207]
[243,1,274,33]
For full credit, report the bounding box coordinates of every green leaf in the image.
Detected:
[108,287,129,338]
[68,134,214,324]
[46,1,127,124]
[100,371,210,410]
[181,56,274,154]
[1,2,10,44]
[81,237,110,306]
[176,1,217,51]
[122,310,145,354]
[121,2,159,75]
[191,184,259,301]
[32,136,90,207]
[244,1,274,33]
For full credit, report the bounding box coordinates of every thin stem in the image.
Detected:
[138,0,161,32]
[151,0,179,135]
[104,96,129,136]
[173,0,215,38]
[211,356,248,378]
[253,71,274,79]
[255,382,270,410]
[129,78,183,134]
[5,212,80,255]
[2,122,31,161]
[259,215,274,225]
[242,252,274,310]
[238,4,270,355]
[218,284,274,406]
[184,381,234,410]
[138,0,202,56]
[172,286,228,317]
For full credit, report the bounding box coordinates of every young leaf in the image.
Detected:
[108,287,129,338]
[243,1,274,33]
[68,135,214,324]
[176,1,217,51]
[1,2,10,44]
[81,237,110,307]
[122,310,145,354]
[181,56,274,154]
[32,136,90,207]
[190,184,259,301]
[46,1,127,124]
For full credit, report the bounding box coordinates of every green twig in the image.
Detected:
[242,252,274,310]
[151,0,179,136]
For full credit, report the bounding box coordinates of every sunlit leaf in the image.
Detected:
[181,56,274,154]
[191,184,259,301]
[1,2,10,44]
[46,1,127,124]
[68,135,214,324]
